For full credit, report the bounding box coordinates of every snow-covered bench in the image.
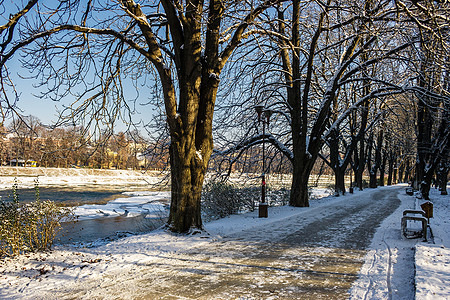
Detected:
[405,187,414,195]
[401,210,428,241]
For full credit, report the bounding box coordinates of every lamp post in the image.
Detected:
[349,167,354,194]
[255,105,272,218]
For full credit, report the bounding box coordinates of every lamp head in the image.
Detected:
[254,105,264,122]
[263,109,273,124]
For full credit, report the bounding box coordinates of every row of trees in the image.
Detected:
[0,117,150,169]
[212,0,448,200]
[1,0,449,232]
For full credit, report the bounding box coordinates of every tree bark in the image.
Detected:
[437,161,448,195]
[398,160,405,183]
[369,171,377,188]
[355,138,366,190]
[387,153,394,185]
[168,142,205,232]
[354,100,370,190]
[379,150,387,186]
[334,167,346,196]
[289,159,312,207]
[404,159,411,184]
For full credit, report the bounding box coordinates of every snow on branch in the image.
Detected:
[405,86,450,106]
[322,87,404,140]
[0,0,37,33]
[213,133,293,162]
[340,40,414,84]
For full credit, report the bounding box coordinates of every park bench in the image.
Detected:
[401,210,428,241]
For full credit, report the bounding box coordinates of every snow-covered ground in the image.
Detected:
[414,188,450,300]
[0,184,448,299]
[349,186,449,299]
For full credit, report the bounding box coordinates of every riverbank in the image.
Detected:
[0,166,350,190]
[0,166,167,189]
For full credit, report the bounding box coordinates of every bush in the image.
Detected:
[0,179,74,258]
[201,180,258,221]
[267,187,290,206]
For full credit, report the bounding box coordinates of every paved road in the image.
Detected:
[44,187,402,299]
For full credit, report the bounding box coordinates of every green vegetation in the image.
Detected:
[0,179,74,258]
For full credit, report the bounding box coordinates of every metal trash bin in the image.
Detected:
[259,202,268,218]
[420,201,433,220]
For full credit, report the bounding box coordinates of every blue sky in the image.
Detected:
[7,54,158,133]
[3,0,158,132]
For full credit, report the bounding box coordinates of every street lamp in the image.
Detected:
[349,167,354,194]
[255,105,273,218]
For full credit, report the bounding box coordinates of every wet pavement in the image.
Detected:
[131,188,401,299]
[49,187,402,299]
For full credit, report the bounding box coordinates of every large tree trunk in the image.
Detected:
[289,105,314,207]
[282,0,315,208]
[334,167,346,195]
[355,138,366,190]
[165,68,218,232]
[437,161,448,195]
[153,0,223,232]
[168,142,207,232]
[289,159,312,207]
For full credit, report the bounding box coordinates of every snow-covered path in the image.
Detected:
[0,187,405,299]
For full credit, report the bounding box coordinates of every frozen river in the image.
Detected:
[0,184,157,205]
[58,213,168,246]
[0,185,170,245]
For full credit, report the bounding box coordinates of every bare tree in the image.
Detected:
[218,0,413,206]
[7,115,41,165]
[395,0,450,198]
[0,0,38,123]
[1,0,288,232]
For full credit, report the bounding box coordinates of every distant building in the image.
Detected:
[10,159,37,167]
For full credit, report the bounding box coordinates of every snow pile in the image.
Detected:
[415,188,450,300]
[415,244,450,299]
[73,191,170,220]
